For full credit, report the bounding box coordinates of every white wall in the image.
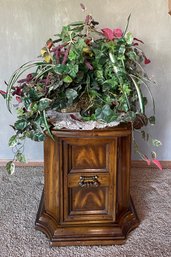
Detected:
[0,0,171,161]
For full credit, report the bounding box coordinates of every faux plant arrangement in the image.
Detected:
[0,6,162,173]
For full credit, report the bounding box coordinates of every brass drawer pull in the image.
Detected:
[79,175,100,188]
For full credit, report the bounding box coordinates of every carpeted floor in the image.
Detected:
[0,166,170,257]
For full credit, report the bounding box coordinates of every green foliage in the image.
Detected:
[15,152,27,163]
[14,119,27,131]
[2,12,161,172]
[8,135,18,147]
[38,98,51,111]
[152,139,162,147]
[6,161,15,175]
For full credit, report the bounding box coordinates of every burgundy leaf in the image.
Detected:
[23,107,28,112]
[0,90,7,95]
[85,60,93,70]
[26,73,33,82]
[144,56,151,65]
[12,86,22,96]
[18,78,27,83]
[85,38,92,45]
[134,37,144,44]
[51,44,66,52]
[52,45,65,64]
[45,75,50,86]
[17,74,33,84]
[152,159,162,171]
[55,49,60,64]
[70,114,82,121]
[85,15,92,25]
[62,47,70,65]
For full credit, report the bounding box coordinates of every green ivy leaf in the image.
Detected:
[66,88,78,100]
[68,50,78,61]
[16,108,24,117]
[95,105,117,122]
[149,116,155,125]
[60,25,71,42]
[67,64,79,77]
[53,64,69,74]
[8,135,18,147]
[151,151,157,159]
[27,131,45,141]
[38,98,51,111]
[63,75,73,83]
[24,97,31,110]
[152,139,162,147]
[28,88,39,100]
[6,161,15,175]
[14,119,27,130]
[118,45,126,55]
[124,32,133,45]
[16,152,27,163]
[29,102,38,112]
[126,50,137,60]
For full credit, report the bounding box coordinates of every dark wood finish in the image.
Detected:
[35,124,139,246]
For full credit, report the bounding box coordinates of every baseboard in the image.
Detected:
[0,160,44,167]
[0,160,171,169]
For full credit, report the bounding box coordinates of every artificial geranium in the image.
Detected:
[0,6,162,173]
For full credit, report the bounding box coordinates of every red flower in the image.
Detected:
[113,28,123,39]
[101,28,114,40]
[102,28,123,40]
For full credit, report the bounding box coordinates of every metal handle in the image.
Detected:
[78,175,100,188]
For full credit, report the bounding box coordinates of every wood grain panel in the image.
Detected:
[70,187,107,212]
[71,143,106,170]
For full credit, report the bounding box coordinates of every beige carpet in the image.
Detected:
[0,166,170,257]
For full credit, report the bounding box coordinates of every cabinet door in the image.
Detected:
[61,137,117,225]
